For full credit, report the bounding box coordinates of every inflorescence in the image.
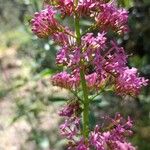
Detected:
[31,0,148,149]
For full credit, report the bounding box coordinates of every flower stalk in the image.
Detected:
[74,0,90,138]
[31,0,148,149]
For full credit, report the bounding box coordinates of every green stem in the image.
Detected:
[74,0,90,138]
[80,68,90,138]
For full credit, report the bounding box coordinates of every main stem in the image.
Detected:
[74,0,90,138]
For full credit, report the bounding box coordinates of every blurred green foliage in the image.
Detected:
[0,0,57,72]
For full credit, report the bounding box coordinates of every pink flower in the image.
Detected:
[52,31,73,46]
[76,138,89,150]
[77,0,107,17]
[31,6,60,38]
[59,101,80,117]
[52,72,80,89]
[115,141,136,150]
[85,72,105,90]
[56,47,69,66]
[96,2,128,34]
[77,0,97,16]
[90,125,105,150]
[82,32,107,51]
[86,73,98,89]
[104,41,127,74]
[60,117,80,139]
[115,67,148,96]
[60,114,136,150]
[56,46,81,68]
[50,0,74,17]
[89,114,136,150]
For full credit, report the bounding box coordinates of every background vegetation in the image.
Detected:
[0,0,149,149]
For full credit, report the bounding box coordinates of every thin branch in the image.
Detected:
[82,24,97,36]
[70,90,84,103]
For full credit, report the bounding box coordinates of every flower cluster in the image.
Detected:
[52,35,148,95]
[31,6,74,46]
[31,6,59,38]
[60,117,80,139]
[89,114,136,150]
[115,67,148,96]
[59,101,81,140]
[96,2,129,34]
[45,0,128,33]
[59,101,80,117]
[31,0,148,149]
[60,111,136,150]
[52,71,80,89]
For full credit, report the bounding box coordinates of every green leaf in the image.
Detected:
[40,68,54,76]
[80,20,92,26]
[33,68,54,80]
[117,0,133,8]
[48,97,67,102]
[98,101,110,107]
